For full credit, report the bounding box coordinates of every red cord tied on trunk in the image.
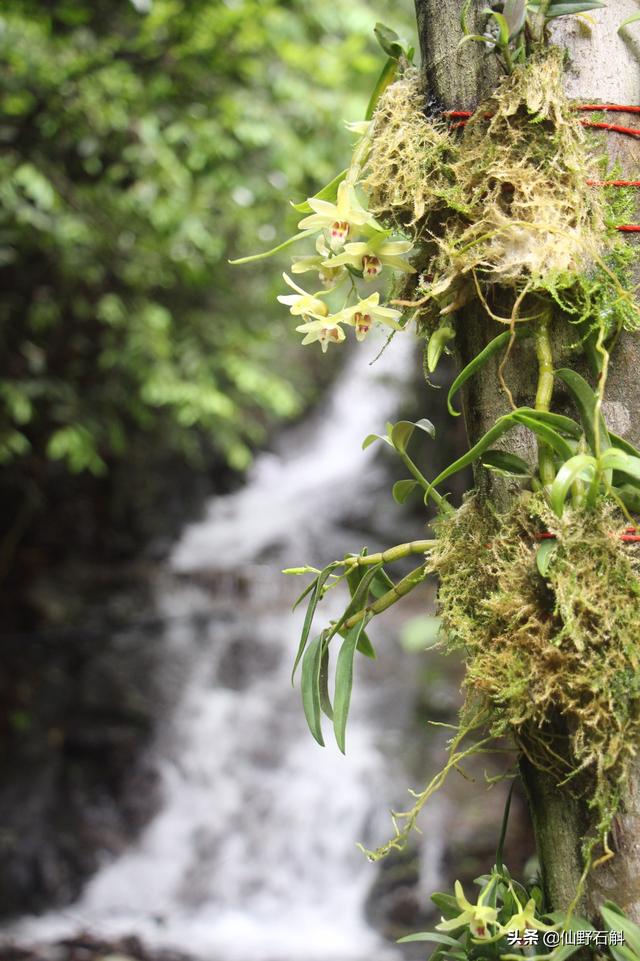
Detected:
[534,527,640,543]
[443,103,640,232]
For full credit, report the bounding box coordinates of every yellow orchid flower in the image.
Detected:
[297,181,380,251]
[290,236,347,287]
[324,238,415,278]
[277,273,329,319]
[294,317,346,352]
[435,880,498,941]
[499,889,556,939]
[339,293,403,340]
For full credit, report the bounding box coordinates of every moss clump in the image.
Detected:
[431,493,640,848]
[364,49,637,338]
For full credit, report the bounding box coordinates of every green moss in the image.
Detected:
[365,49,639,340]
[431,493,640,860]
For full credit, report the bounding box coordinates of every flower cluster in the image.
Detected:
[277,133,415,351]
[434,878,556,944]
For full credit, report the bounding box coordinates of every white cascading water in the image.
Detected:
[11,330,443,960]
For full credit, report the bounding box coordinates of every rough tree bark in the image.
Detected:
[413,0,640,920]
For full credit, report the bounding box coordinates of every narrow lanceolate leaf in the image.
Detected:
[610,431,640,459]
[600,449,640,483]
[536,538,557,578]
[550,454,597,517]
[290,169,349,214]
[555,368,610,455]
[291,563,337,682]
[366,57,398,120]
[319,645,333,721]
[301,634,326,746]
[229,229,316,265]
[515,407,582,439]
[398,932,462,947]
[511,413,575,460]
[481,449,532,477]
[334,619,368,753]
[291,576,317,612]
[601,903,640,959]
[484,9,511,45]
[619,12,640,32]
[447,328,531,416]
[544,2,606,18]
[425,409,573,501]
[329,562,383,642]
[393,479,418,504]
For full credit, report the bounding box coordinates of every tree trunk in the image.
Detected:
[413,0,640,919]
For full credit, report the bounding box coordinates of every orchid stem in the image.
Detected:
[343,563,428,629]
[534,310,556,487]
[345,540,435,568]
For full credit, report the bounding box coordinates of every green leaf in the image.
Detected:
[393,479,418,504]
[291,576,317,612]
[619,12,640,31]
[536,538,557,577]
[362,432,393,450]
[458,32,497,49]
[398,932,462,946]
[504,0,527,36]
[291,564,337,681]
[426,325,455,373]
[544,2,605,18]
[481,449,532,477]
[447,328,531,416]
[601,903,640,959]
[425,408,573,501]
[333,618,368,753]
[550,454,597,517]
[373,22,404,59]
[555,368,610,455]
[391,420,415,453]
[290,169,349,214]
[356,630,377,659]
[390,417,435,454]
[616,485,640,513]
[511,413,575,460]
[229,229,316,265]
[516,408,582,439]
[329,563,383,642]
[610,431,640,459]
[483,8,511,45]
[430,891,463,918]
[366,57,398,121]
[601,449,640,483]
[301,634,326,746]
[319,645,333,721]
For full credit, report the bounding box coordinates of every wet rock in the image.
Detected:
[0,932,194,961]
[0,588,164,918]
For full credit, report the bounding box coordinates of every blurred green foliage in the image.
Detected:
[0,0,414,482]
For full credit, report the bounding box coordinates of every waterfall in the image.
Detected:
[9,330,441,960]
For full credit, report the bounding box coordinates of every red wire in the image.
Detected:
[580,119,640,138]
[577,104,640,113]
[586,180,640,187]
[443,103,640,230]
[536,529,640,543]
